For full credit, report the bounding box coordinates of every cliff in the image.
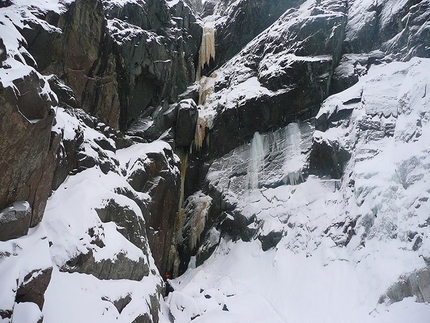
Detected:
[0,0,430,322]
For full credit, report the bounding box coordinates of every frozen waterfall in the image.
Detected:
[283,123,304,185]
[196,22,215,80]
[247,132,265,190]
[207,122,313,202]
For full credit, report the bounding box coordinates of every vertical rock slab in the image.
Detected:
[118,142,181,276]
[175,99,199,148]
[0,70,58,227]
[60,0,121,128]
[200,0,348,159]
[214,0,306,66]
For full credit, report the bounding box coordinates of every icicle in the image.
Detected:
[196,23,215,81]
[188,194,212,250]
[169,148,188,278]
[198,75,215,105]
[283,123,304,185]
[194,116,206,150]
[247,132,265,191]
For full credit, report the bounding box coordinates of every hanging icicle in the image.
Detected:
[194,116,206,150]
[196,23,215,81]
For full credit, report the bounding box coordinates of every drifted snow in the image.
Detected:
[0,225,52,318]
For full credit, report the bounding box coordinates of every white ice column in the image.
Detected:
[283,123,304,185]
[247,132,265,190]
[196,22,215,80]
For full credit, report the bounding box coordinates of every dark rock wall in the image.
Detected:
[103,0,202,130]
[0,72,59,227]
[22,0,202,130]
[201,0,347,160]
[214,0,305,66]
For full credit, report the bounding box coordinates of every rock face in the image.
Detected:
[106,0,201,130]
[1,0,430,322]
[198,0,347,159]
[0,70,58,228]
[22,0,202,130]
[167,0,430,280]
[175,99,199,147]
[61,249,150,281]
[345,0,430,59]
[212,0,305,66]
[15,267,53,310]
[121,143,181,275]
[0,226,53,323]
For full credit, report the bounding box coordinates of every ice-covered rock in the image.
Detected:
[345,0,430,60]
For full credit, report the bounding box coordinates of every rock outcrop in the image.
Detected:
[120,142,181,275]
[212,0,306,66]
[0,70,58,228]
[22,0,202,131]
[198,0,347,159]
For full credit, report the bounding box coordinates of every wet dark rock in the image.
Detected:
[175,99,198,147]
[15,267,53,310]
[0,202,32,241]
[61,248,149,281]
[309,136,351,179]
[0,72,58,227]
[258,231,283,251]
